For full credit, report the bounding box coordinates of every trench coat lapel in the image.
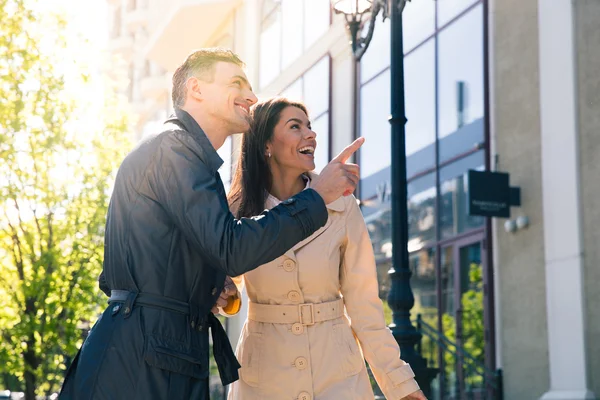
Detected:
[267,172,346,260]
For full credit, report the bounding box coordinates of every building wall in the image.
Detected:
[490,0,550,398]
[575,0,600,396]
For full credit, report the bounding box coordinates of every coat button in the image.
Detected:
[291,323,304,335]
[287,291,301,302]
[211,287,218,296]
[297,391,312,400]
[283,198,296,205]
[283,259,296,272]
[294,357,308,370]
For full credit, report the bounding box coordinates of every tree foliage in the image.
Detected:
[0,0,132,397]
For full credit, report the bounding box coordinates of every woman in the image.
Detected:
[227,97,426,400]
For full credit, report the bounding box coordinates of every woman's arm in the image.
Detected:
[339,197,421,400]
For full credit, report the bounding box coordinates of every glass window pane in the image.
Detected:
[439,151,485,239]
[217,136,232,191]
[303,57,330,117]
[259,8,281,88]
[407,172,436,244]
[304,0,330,50]
[411,246,438,326]
[311,112,329,173]
[438,5,484,161]
[280,78,303,102]
[405,39,435,177]
[437,0,479,28]
[403,0,435,52]
[360,69,391,179]
[281,0,303,69]
[360,18,390,84]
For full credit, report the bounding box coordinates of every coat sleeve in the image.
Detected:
[152,133,328,277]
[340,197,420,400]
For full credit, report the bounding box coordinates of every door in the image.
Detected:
[439,234,487,399]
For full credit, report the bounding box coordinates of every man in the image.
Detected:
[59,48,363,399]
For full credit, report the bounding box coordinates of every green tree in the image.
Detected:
[0,0,132,397]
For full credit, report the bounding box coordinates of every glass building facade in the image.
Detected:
[358,1,491,396]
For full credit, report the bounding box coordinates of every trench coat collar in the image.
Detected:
[166,108,224,175]
[266,172,345,212]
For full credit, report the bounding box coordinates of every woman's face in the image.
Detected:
[267,105,317,174]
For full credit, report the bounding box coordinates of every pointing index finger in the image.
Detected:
[332,137,365,164]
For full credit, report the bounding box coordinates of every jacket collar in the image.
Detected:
[166,108,224,174]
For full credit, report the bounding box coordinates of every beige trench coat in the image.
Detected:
[228,173,420,400]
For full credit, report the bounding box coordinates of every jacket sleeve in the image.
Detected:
[153,134,328,277]
[339,197,420,400]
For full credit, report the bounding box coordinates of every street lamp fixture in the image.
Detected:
[333,0,380,60]
[333,0,437,396]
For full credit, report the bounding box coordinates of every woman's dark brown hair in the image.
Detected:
[227,97,308,218]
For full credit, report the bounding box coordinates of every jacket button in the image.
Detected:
[294,357,308,370]
[211,287,218,296]
[287,291,301,302]
[291,323,304,335]
[283,259,296,272]
[297,391,312,400]
[283,198,296,205]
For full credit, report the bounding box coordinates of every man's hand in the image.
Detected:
[211,276,238,314]
[311,137,365,204]
[403,390,427,400]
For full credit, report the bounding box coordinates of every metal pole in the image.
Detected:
[386,0,435,396]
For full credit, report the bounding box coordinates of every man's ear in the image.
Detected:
[186,76,203,102]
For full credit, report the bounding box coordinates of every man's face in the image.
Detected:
[197,61,257,134]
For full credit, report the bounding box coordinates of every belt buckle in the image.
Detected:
[299,303,314,326]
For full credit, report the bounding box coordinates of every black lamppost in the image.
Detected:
[332,0,437,396]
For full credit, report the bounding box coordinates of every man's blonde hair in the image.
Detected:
[171,48,245,108]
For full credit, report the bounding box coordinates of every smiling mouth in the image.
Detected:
[298,146,315,156]
[236,104,249,114]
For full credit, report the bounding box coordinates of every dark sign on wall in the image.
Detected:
[467,170,520,218]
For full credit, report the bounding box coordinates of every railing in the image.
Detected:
[415,314,503,400]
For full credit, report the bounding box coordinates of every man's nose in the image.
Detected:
[245,89,258,106]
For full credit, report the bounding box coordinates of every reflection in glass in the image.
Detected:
[437,0,479,28]
[303,57,330,117]
[439,155,485,239]
[438,4,483,140]
[402,0,435,52]
[405,39,435,171]
[360,69,390,178]
[458,243,485,371]
[360,18,390,84]
[408,173,436,245]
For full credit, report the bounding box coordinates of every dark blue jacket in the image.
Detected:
[59,108,327,399]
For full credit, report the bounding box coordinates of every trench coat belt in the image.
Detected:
[108,289,241,386]
[248,298,344,325]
